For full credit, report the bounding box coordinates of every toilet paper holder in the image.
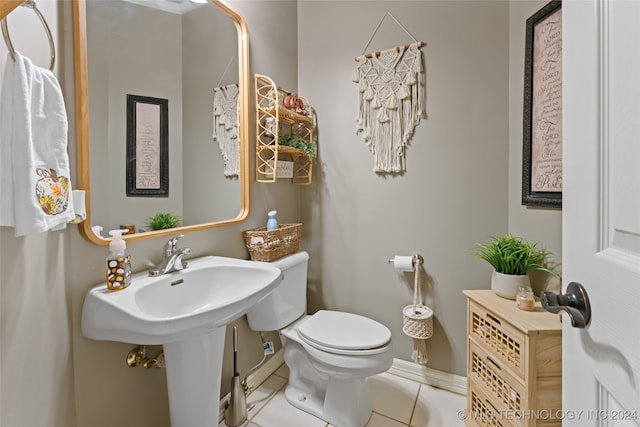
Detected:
[387,254,424,268]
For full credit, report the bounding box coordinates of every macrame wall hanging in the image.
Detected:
[352,12,426,174]
[213,84,239,177]
[212,57,239,177]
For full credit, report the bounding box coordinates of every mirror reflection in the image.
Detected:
[76,0,248,244]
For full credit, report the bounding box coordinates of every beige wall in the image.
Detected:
[296,0,562,377]
[0,1,561,426]
[297,0,510,376]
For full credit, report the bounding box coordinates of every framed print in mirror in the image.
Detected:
[522,0,562,208]
[126,94,169,197]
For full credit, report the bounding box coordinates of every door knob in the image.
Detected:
[541,282,591,328]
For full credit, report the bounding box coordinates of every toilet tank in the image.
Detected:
[246,251,309,331]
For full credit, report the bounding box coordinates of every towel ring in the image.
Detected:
[1,0,55,71]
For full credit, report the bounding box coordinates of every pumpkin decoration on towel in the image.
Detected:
[35,167,70,215]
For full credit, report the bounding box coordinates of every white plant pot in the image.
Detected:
[491,270,531,300]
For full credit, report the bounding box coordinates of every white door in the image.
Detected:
[563,0,640,425]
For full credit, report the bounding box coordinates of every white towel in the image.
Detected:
[0,52,75,236]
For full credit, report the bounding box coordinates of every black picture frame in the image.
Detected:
[126,94,169,197]
[522,0,562,208]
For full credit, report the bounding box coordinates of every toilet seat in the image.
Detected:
[296,310,391,356]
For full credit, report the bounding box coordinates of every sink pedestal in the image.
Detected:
[163,327,226,426]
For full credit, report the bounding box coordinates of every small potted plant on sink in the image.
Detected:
[472,234,556,300]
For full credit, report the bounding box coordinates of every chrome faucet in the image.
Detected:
[149,235,193,276]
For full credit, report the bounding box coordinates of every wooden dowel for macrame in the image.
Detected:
[357,41,424,60]
[214,83,239,91]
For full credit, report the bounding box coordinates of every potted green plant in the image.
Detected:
[472,234,555,299]
[146,212,182,230]
[279,134,317,158]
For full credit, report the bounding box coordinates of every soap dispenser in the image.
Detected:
[266,210,278,231]
[106,229,132,291]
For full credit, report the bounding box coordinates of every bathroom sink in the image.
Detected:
[81,255,283,426]
[81,255,283,344]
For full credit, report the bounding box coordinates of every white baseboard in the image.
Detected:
[218,351,467,422]
[388,358,467,396]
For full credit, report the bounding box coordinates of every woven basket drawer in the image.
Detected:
[467,379,516,427]
[469,300,527,380]
[469,339,527,413]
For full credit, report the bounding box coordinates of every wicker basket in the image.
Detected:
[243,223,302,262]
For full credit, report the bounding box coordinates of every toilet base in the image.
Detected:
[284,377,372,427]
[278,316,392,427]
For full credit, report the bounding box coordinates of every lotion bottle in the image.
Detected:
[106,229,132,291]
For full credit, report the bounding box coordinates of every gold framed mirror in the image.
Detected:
[73,0,250,245]
[0,1,23,20]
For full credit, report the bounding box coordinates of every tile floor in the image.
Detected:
[219,363,466,427]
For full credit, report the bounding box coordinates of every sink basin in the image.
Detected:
[81,255,283,426]
[82,255,282,344]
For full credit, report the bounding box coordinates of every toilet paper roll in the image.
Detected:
[393,256,415,272]
[403,305,433,320]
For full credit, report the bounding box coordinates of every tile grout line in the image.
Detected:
[407,383,421,427]
[370,410,411,427]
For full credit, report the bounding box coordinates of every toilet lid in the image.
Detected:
[297,310,391,351]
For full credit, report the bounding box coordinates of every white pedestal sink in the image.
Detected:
[81,256,282,426]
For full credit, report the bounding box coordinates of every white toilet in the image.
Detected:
[246,251,393,427]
